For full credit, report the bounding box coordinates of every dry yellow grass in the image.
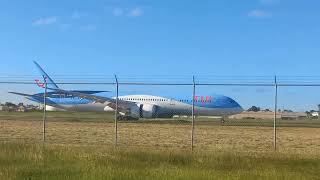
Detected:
[1,119,320,154]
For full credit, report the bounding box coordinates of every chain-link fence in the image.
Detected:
[1,76,320,153]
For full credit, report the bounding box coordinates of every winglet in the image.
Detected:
[33,61,59,89]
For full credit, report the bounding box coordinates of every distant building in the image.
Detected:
[281,112,308,120]
[230,111,308,120]
[1,106,12,112]
[17,106,26,112]
[25,104,41,111]
[311,112,319,117]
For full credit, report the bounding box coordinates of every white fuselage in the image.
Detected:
[45,95,243,117]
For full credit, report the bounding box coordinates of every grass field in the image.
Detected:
[0,142,319,180]
[0,111,320,153]
[0,111,320,179]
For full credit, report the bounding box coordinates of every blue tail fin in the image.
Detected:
[33,61,59,89]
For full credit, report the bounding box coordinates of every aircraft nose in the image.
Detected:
[237,105,244,113]
[217,96,243,110]
[232,98,243,110]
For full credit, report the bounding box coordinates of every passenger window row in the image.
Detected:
[119,98,168,102]
[117,98,211,103]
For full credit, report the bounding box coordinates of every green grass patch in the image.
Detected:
[0,142,319,180]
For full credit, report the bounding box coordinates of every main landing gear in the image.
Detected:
[117,115,139,121]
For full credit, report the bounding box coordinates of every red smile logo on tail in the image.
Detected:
[35,77,47,88]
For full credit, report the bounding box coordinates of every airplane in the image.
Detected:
[9,62,244,119]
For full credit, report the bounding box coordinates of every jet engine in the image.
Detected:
[45,105,66,112]
[130,104,159,119]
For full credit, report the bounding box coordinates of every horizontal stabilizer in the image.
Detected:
[9,91,62,108]
[9,92,36,97]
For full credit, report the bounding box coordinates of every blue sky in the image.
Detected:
[1,0,320,111]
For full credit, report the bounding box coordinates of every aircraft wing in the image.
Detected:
[48,88,136,112]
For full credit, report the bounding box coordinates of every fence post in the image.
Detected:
[42,76,47,143]
[114,75,119,147]
[191,76,196,151]
[273,76,278,151]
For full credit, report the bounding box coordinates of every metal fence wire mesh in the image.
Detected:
[0,75,320,153]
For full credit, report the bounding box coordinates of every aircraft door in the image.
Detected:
[170,98,175,105]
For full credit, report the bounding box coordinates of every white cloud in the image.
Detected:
[248,10,272,18]
[32,17,57,26]
[128,7,143,17]
[110,7,144,17]
[112,8,124,16]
